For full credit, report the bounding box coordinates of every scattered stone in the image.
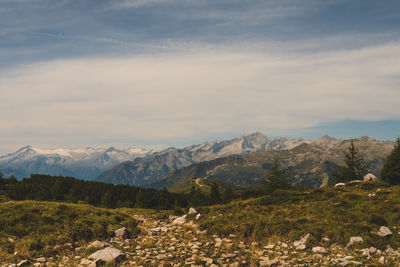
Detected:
[369,246,377,254]
[334,256,354,266]
[36,257,46,263]
[364,173,378,181]
[378,256,385,264]
[188,207,197,215]
[293,233,311,249]
[322,237,330,243]
[312,246,327,254]
[80,258,99,267]
[17,260,29,267]
[172,215,187,225]
[87,240,108,250]
[114,227,127,241]
[88,247,124,263]
[346,237,363,248]
[335,183,345,187]
[377,226,393,237]
[349,180,363,184]
[195,213,201,220]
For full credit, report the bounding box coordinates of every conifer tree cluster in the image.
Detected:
[264,159,290,193]
[381,138,400,185]
[333,141,369,183]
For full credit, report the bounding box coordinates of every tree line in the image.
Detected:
[0,173,258,209]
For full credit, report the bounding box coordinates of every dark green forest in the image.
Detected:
[0,174,256,209]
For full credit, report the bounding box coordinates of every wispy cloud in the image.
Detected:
[1,41,400,153]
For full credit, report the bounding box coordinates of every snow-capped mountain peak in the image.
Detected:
[0,145,154,180]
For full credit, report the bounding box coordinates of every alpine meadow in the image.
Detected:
[1,1,400,266]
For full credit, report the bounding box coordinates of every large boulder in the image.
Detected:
[88,247,124,263]
[377,226,393,237]
[364,173,378,181]
[114,227,127,241]
[189,207,197,215]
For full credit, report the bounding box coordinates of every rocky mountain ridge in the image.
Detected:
[96,133,392,187]
[151,137,394,189]
[0,146,154,180]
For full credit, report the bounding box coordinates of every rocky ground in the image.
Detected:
[3,207,400,267]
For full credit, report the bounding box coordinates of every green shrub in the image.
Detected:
[369,215,387,226]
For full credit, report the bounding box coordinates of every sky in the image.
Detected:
[1,0,400,154]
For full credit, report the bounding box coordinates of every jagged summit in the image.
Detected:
[0,146,154,180]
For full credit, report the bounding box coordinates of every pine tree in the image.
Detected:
[381,138,400,185]
[264,159,290,194]
[333,141,369,183]
[210,181,221,203]
[0,171,4,188]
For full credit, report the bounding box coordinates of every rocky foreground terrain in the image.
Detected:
[3,207,400,267]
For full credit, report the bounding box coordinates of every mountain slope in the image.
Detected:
[0,146,153,180]
[96,132,324,186]
[151,138,394,189]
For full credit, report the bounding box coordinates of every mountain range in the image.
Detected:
[0,146,153,180]
[0,133,394,189]
[96,132,318,186]
[96,133,394,187]
[151,137,394,189]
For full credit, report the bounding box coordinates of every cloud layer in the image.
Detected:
[1,41,400,153]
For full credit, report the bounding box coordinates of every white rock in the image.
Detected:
[293,233,311,248]
[369,246,377,254]
[188,207,197,215]
[312,246,327,254]
[297,244,306,250]
[36,257,46,263]
[195,213,201,220]
[335,183,345,187]
[377,226,393,237]
[378,256,385,264]
[346,236,363,248]
[114,227,127,241]
[17,260,29,267]
[364,173,378,181]
[349,180,363,184]
[87,240,108,250]
[80,258,97,267]
[88,247,124,262]
[172,215,187,225]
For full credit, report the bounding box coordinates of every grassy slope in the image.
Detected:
[198,181,400,250]
[0,200,160,263]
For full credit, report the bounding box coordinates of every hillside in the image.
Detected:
[96,133,376,186]
[1,180,400,266]
[152,137,394,189]
[0,201,142,264]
